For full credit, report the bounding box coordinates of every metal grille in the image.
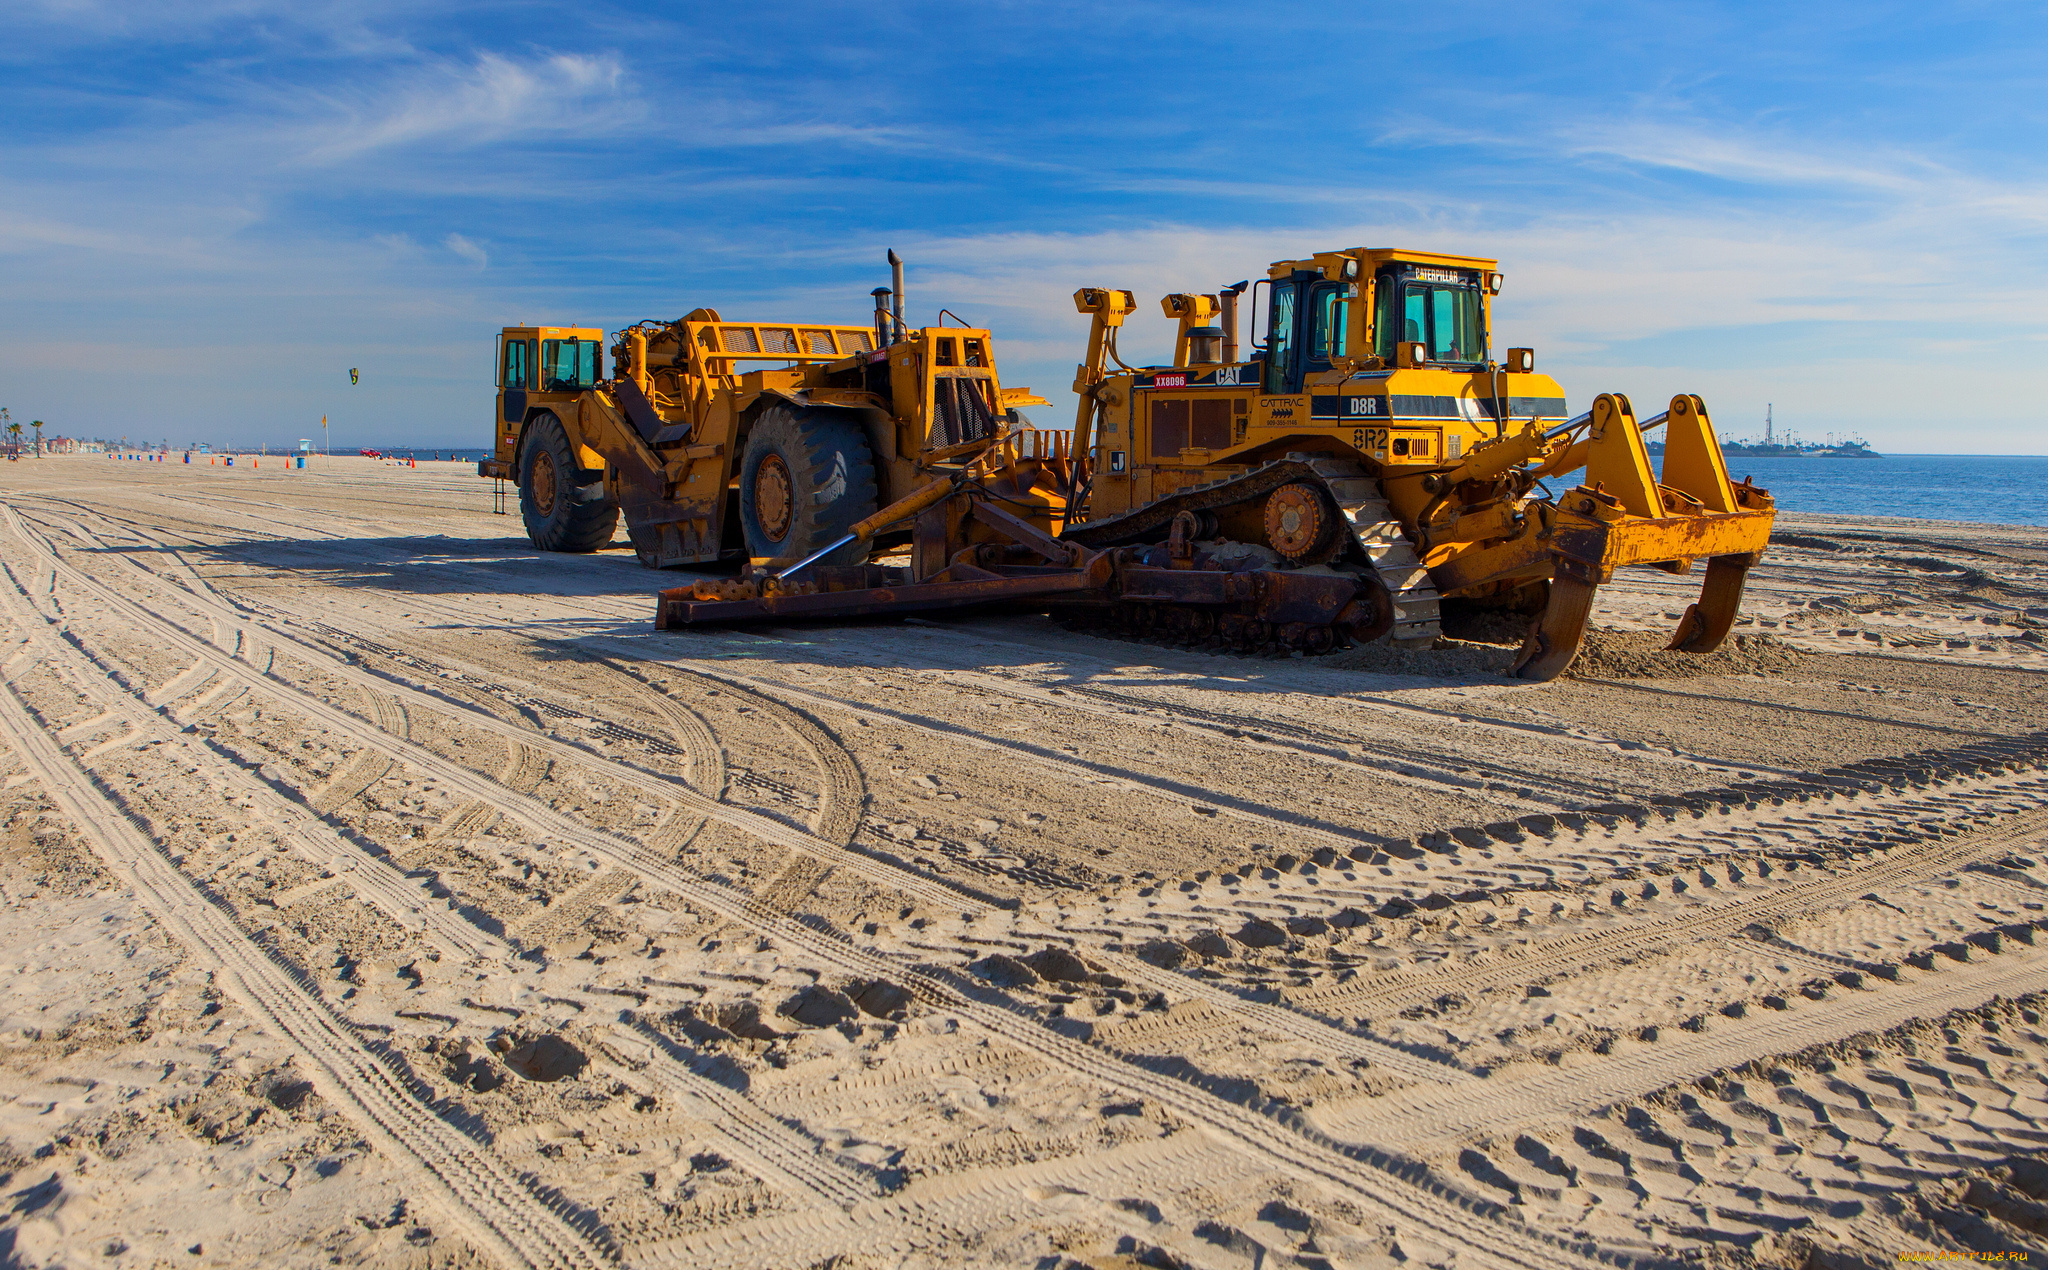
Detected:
[931,376,997,447]
[841,330,873,353]
[722,328,760,353]
[1151,398,1188,457]
[761,328,799,354]
[802,329,837,355]
[1190,398,1231,449]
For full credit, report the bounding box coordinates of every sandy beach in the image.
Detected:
[1,452,2044,1269]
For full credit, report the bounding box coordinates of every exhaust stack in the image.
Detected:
[1220,280,1248,364]
[872,287,891,351]
[888,249,905,344]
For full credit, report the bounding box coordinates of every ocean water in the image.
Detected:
[319,447,2044,527]
[368,447,494,463]
[1657,454,2048,527]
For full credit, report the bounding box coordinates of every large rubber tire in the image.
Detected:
[738,405,879,564]
[518,412,619,552]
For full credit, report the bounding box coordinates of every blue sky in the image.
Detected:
[4,1,2043,452]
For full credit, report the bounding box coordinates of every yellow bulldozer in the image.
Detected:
[486,248,1773,681]
[1056,247,1776,677]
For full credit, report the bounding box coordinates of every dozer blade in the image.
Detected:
[1666,551,1759,654]
[1511,567,1597,681]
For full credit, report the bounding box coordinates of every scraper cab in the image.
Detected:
[1061,247,1777,679]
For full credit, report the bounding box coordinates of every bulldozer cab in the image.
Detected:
[1258,270,1355,396]
[1255,250,1499,394]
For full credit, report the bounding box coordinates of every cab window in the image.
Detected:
[1402,283,1483,363]
[1373,273,1399,360]
[502,337,530,390]
[1309,283,1348,365]
[541,338,600,391]
[1262,281,1299,394]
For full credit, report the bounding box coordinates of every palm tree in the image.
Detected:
[30,421,43,456]
[5,420,20,460]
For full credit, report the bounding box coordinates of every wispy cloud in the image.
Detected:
[443,232,487,269]
[1559,119,1941,193]
[290,52,632,164]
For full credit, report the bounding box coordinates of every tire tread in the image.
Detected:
[519,413,619,553]
[740,407,879,563]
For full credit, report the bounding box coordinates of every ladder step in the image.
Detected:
[1321,470,1445,646]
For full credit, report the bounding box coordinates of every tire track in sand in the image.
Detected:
[0,560,509,962]
[1284,799,2048,1026]
[880,617,1808,780]
[622,1131,1274,1270]
[576,632,1462,865]
[1312,938,2048,1152]
[234,620,849,920]
[30,499,1505,869]
[52,506,2039,1109]
[0,507,1605,1269]
[14,505,1017,917]
[29,504,2048,1080]
[0,670,608,1270]
[202,594,1472,1083]
[304,685,407,813]
[0,548,879,1225]
[717,627,1580,811]
[583,654,861,916]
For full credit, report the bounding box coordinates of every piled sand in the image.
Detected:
[1,454,2046,1268]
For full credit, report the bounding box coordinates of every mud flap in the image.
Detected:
[1666,551,1758,654]
[1511,565,1597,681]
